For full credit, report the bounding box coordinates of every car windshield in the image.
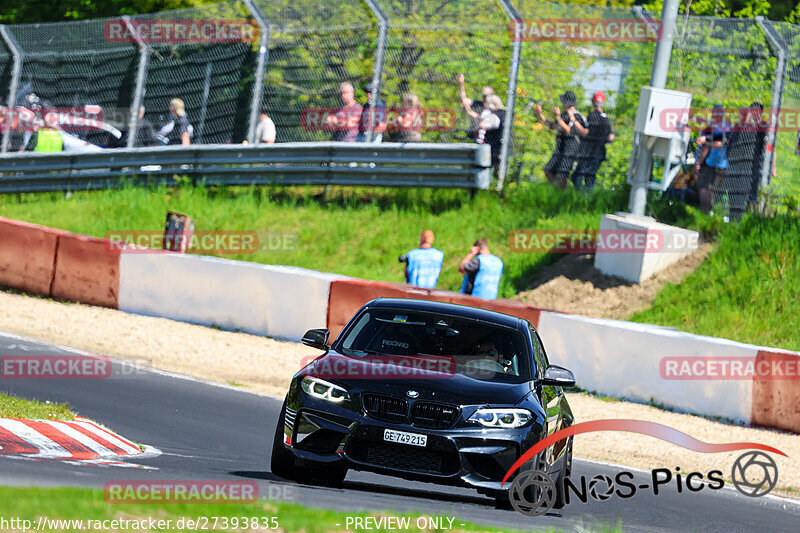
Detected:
[336,308,531,383]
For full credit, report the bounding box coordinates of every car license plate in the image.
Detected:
[383,428,427,447]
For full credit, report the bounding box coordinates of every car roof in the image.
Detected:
[365,298,523,329]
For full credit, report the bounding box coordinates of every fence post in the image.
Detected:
[628,0,680,216]
[496,1,523,192]
[363,0,389,143]
[755,17,787,190]
[124,16,149,149]
[244,0,271,144]
[0,25,22,154]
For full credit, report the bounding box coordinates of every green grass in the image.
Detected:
[0,486,623,533]
[631,213,800,350]
[0,182,636,299]
[0,392,75,420]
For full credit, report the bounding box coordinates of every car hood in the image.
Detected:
[301,351,531,406]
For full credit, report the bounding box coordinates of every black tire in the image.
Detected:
[552,438,573,510]
[270,402,311,483]
[311,464,348,487]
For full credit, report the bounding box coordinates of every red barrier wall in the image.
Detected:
[326,279,543,341]
[751,349,800,433]
[0,217,64,295]
[51,233,120,308]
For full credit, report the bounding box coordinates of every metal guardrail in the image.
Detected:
[0,142,492,193]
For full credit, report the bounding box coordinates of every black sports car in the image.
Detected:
[271,298,576,505]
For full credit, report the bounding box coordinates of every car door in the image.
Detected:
[528,322,562,466]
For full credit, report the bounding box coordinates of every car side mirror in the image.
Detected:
[301,328,330,350]
[539,365,575,388]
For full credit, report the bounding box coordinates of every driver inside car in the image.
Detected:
[473,341,511,373]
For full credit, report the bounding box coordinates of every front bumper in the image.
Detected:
[282,394,536,492]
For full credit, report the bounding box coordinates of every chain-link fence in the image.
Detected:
[0,0,799,213]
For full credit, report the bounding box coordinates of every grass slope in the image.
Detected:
[630,214,800,350]
[0,183,633,298]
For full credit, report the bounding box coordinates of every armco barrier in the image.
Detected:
[751,349,800,433]
[51,233,120,308]
[536,311,759,424]
[325,279,543,341]
[0,217,62,295]
[118,253,343,341]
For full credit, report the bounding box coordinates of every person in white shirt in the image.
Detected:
[255,109,276,144]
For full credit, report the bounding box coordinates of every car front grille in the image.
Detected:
[362,393,407,423]
[347,435,460,476]
[409,402,460,429]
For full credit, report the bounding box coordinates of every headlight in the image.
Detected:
[301,376,350,403]
[468,408,532,428]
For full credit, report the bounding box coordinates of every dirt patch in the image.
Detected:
[0,288,797,498]
[515,243,713,319]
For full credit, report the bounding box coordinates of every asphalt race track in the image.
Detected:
[1,331,798,532]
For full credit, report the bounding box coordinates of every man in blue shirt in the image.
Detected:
[693,104,731,212]
[459,238,503,300]
[398,230,444,289]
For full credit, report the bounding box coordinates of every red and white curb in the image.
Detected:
[0,416,160,468]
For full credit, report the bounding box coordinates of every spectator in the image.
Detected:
[255,108,276,144]
[536,91,586,188]
[358,82,387,143]
[398,229,444,289]
[457,73,496,144]
[393,93,423,143]
[457,75,504,167]
[459,238,503,300]
[159,98,193,146]
[327,82,361,142]
[20,93,62,152]
[693,104,730,212]
[481,94,505,167]
[571,91,614,191]
[130,106,160,147]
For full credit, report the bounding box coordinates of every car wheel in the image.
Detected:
[552,438,573,509]
[270,401,311,483]
[492,489,512,509]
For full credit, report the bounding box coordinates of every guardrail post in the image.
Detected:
[496,0,523,192]
[124,16,150,149]
[0,25,22,154]
[755,17,787,190]
[363,0,389,143]
[244,0,271,144]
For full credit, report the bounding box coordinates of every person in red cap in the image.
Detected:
[571,90,614,191]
